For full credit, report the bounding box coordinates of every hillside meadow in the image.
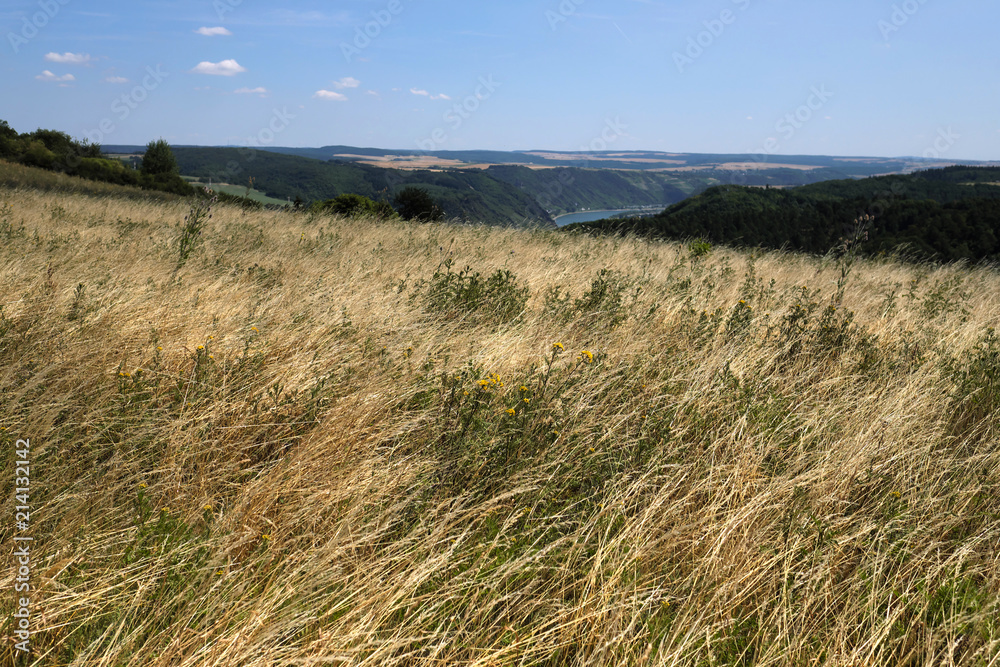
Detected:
[1,168,999,665]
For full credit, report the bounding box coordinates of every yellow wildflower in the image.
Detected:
[506,408,516,416]
[553,342,564,351]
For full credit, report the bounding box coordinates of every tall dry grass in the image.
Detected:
[1,173,999,666]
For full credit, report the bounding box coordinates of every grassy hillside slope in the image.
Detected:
[1,177,999,665]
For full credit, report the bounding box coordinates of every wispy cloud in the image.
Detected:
[410,88,450,100]
[36,70,75,82]
[195,26,232,36]
[105,76,129,84]
[235,86,268,95]
[191,59,246,76]
[314,90,348,101]
[266,9,350,27]
[44,52,91,65]
[331,77,360,90]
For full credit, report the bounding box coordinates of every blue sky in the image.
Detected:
[2,0,998,159]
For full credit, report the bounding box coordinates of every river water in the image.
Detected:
[553,208,657,227]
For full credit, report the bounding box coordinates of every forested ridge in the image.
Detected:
[569,167,1000,262]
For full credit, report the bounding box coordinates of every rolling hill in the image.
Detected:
[568,166,1000,263]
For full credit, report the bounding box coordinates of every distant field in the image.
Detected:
[184,177,291,206]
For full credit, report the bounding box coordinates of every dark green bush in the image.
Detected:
[422,260,529,325]
[394,186,445,222]
[573,269,635,329]
[311,193,396,219]
[947,328,1000,439]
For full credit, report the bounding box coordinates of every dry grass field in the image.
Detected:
[1,162,999,665]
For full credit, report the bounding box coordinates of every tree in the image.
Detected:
[0,120,17,141]
[312,193,398,219]
[141,138,179,176]
[393,186,444,222]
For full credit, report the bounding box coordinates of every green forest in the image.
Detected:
[568,167,1000,263]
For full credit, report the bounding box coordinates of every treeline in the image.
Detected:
[569,168,1000,263]
[0,120,194,195]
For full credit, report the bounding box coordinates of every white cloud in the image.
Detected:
[235,86,268,95]
[366,90,380,97]
[411,88,449,100]
[35,70,75,82]
[331,76,360,89]
[44,52,90,65]
[191,59,246,76]
[314,90,347,101]
[105,76,129,84]
[195,26,232,36]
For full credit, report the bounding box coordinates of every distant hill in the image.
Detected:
[485,165,694,214]
[101,143,997,227]
[568,166,1000,263]
[167,147,555,227]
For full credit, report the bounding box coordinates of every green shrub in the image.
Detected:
[394,186,444,222]
[688,239,713,258]
[311,193,396,219]
[947,327,1000,439]
[422,259,529,324]
[573,268,635,329]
